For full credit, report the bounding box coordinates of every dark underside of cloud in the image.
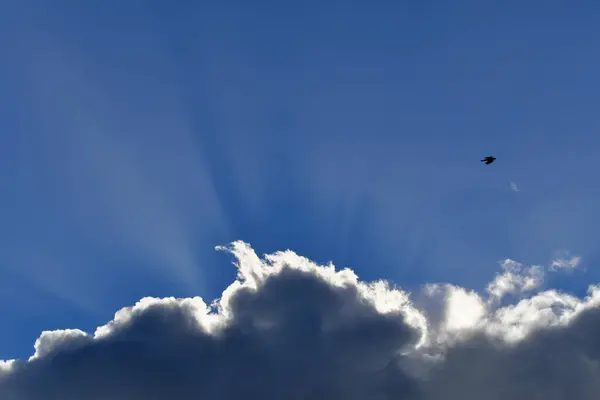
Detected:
[1,242,599,399]
[424,308,600,399]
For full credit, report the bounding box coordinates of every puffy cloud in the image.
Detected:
[0,242,423,399]
[1,241,600,399]
[424,304,600,399]
[486,259,543,302]
[418,284,487,347]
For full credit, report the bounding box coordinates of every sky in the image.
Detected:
[1,0,600,398]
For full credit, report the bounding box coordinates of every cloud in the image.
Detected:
[423,308,600,399]
[1,242,600,399]
[486,259,543,302]
[510,182,520,192]
[551,255,582,271]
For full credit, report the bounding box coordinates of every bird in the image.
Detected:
[481,156,496,165]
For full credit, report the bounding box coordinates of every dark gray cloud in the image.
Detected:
[0,248,422,400]
[1,242,599,399]
[425,307,600,399]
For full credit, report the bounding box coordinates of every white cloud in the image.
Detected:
[551,255,582,270]
[510,182,520,192]
[0,360,16,376]
[419,283,487,346]
[28,329,90,361]
[1,241,600,399]
[486,259,543,302]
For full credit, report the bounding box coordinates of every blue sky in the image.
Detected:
[1,0,600,361]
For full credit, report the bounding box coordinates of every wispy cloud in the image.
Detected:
[510,181,520,192]
[551,255,582,270]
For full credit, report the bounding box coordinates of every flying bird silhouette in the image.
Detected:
[481,156,496,165]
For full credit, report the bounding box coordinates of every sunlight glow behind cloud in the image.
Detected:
[1,32,229,300]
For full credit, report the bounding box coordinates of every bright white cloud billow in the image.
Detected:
[1,242,599,399]
[486,259,543,302]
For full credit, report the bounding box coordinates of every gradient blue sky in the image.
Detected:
[1,0,599,359]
